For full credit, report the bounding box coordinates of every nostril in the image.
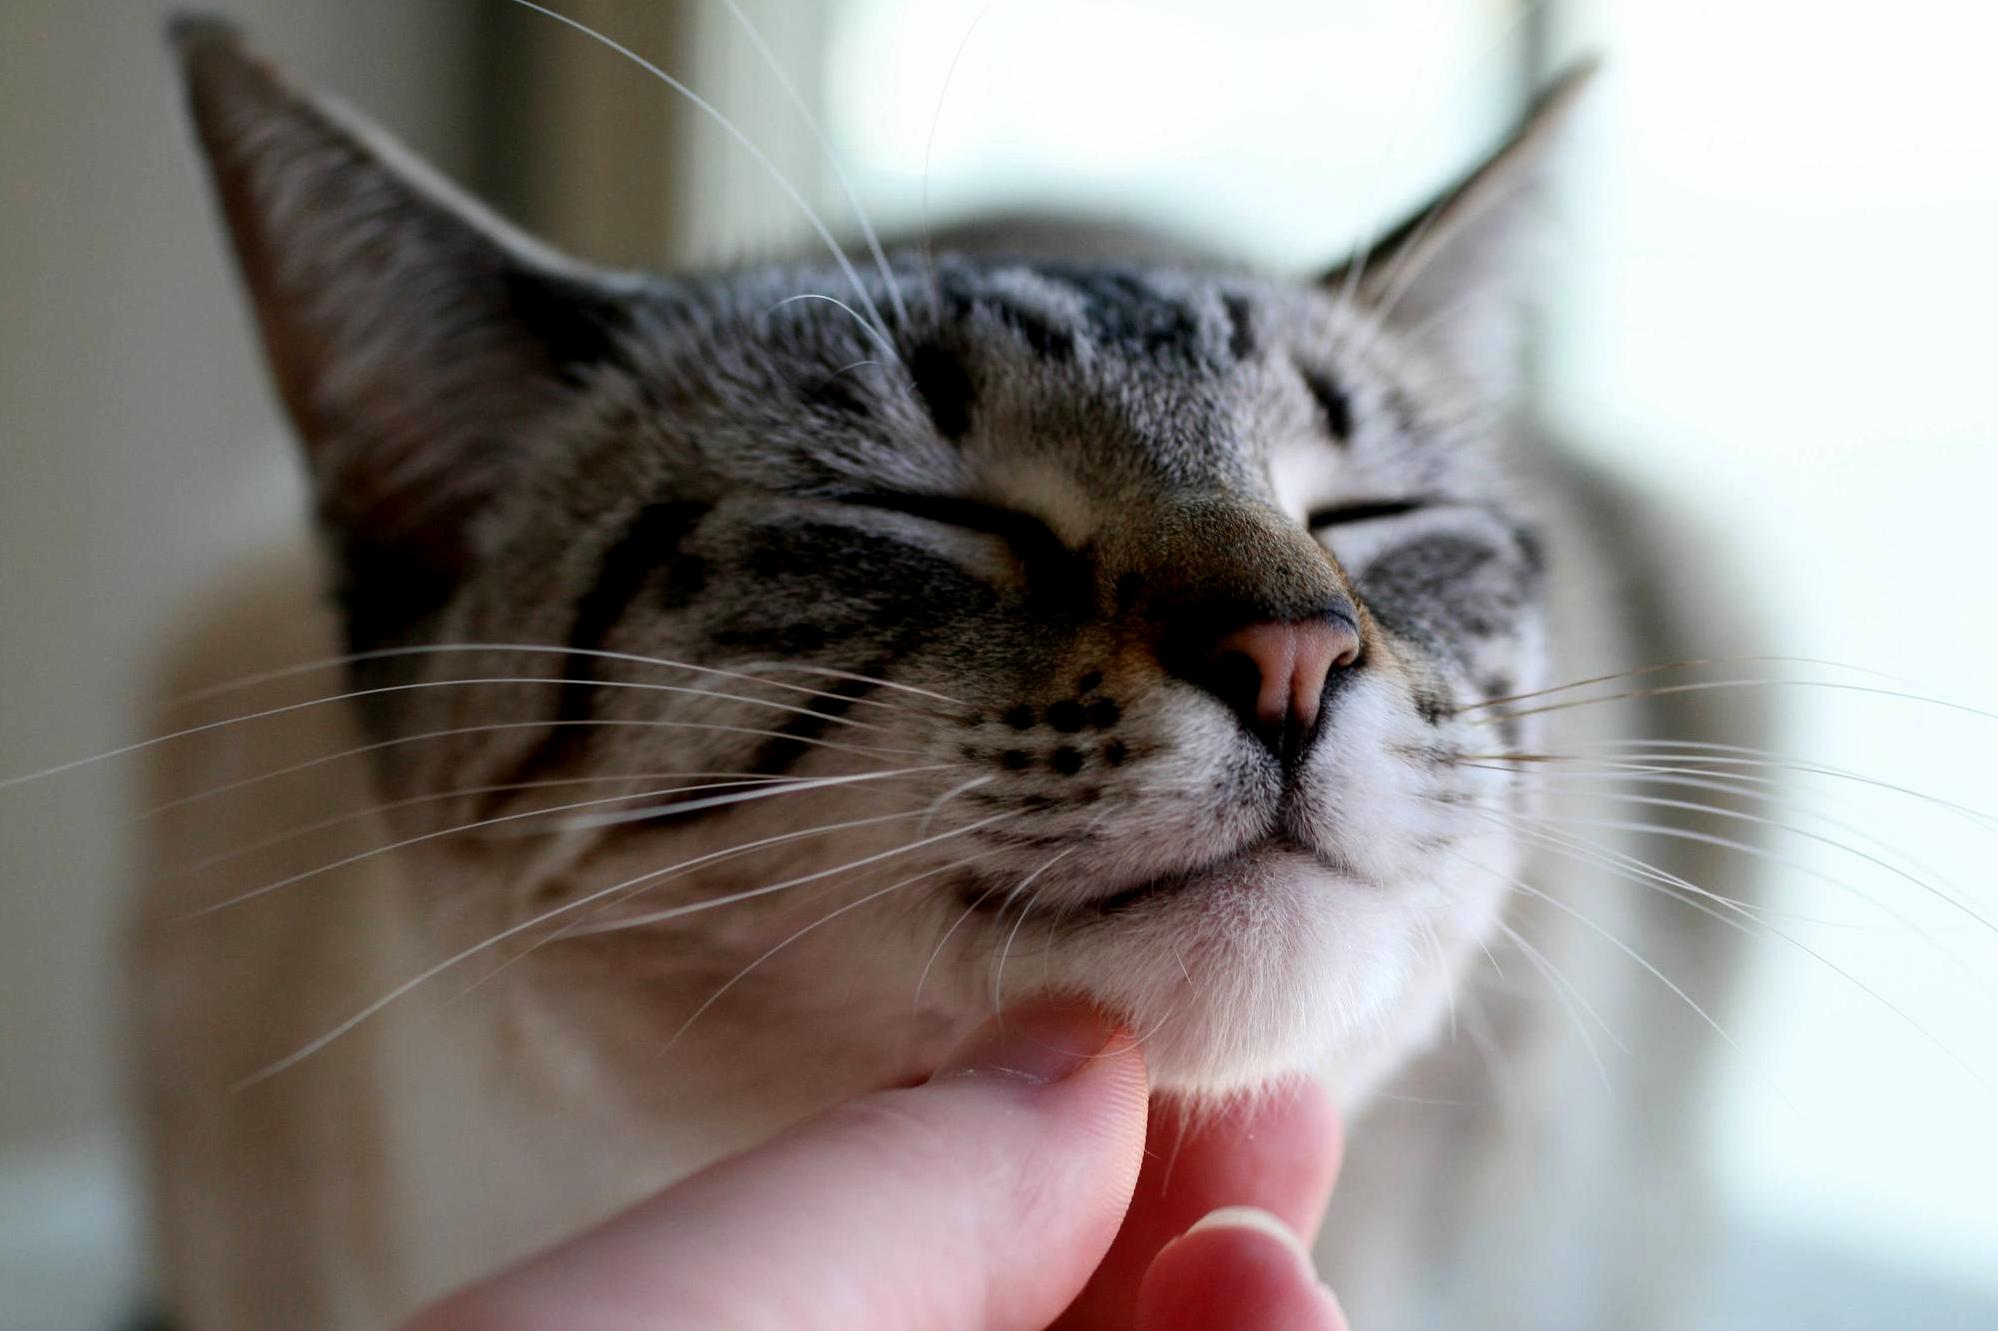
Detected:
[1322,616,1363,674]
[1204,614,1362,754]
[1200,650,1267,733]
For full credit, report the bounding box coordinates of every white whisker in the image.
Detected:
[1445,847,1772,1105]
[1483,813,1990,1087]
[1498,789,1998,1006]
[1492,762,1979,916]
[231,807,934,1088]
[1470,741,1998,833]
[914,880,1003,1012]
[1510,801,1998,940]
[1411,912,1458,1045]
[664,846,1010,1052]
[170,771,830,876]
[918,775,994,837]
[172,642,946,721]
[766,293,903,364]
[987,848,1076,1011]
[727,661,970,708]
[715,0,907,325]
[501,0,898,351]
[571,810,1018,935]
[536,765,955,835]
[143,717,928,819]
[1454,656,1920,715]
[1473,677,1998,728]
[14,675,926,796]
[184,766,939,919]
[921,10,988,304]
[1489,917,1618,1091]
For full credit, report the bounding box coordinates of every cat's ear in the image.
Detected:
[170,18,635,626]
[1324,62,1597,388]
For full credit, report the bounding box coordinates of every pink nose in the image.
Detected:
[1207,615,1362,738]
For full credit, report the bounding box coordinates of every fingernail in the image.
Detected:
[931,999,1120,1085]
[1186,1206,1316,1272]
[1175,1207,1348,1325]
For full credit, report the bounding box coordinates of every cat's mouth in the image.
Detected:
[959,834,1353,919]
[1090,835,1356,912]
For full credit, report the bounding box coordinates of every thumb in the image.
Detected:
[406,1000,1149,1331]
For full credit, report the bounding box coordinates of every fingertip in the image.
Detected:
[931,997,1134,1086]
[1137,1207,1349,1331]
[927,998,1151,1177]
[1185,1204,1315,1261]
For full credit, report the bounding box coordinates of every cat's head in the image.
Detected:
[175,21,1578,1100]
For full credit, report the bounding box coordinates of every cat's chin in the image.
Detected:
[1035,850,1460,1100]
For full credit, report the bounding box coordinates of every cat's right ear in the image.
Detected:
[170,17,635,632]
[1322,62,1596,392]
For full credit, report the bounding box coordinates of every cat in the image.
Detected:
[133,17,1759,1330]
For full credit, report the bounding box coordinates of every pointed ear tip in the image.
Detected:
[166,12,262,101]
[165,12,244,61]
[1538,56,1606,114]
[167,12,299,139]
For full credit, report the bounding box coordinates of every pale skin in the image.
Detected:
[403,1001,1349,1331]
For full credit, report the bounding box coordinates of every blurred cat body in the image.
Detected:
[135,24,1751,1331]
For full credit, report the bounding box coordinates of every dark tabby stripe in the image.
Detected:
[1307,498,1425,528]
[556,499,712,725]
[742,668,883,780]
[934,263,1079,363]
[1035,264,1203,358]
[506,498,711,784]
[1222,293,1256,361]
[1300,365,1353,439]
[909,342,975,440]
[986,297,1077,361]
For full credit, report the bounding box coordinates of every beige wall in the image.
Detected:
[0,8,794,1321]
[0,7,477,1318]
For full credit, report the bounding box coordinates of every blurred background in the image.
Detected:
[2,1,1994,1327]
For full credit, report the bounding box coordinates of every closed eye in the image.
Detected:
[842,492,1069,564]
[1307,499,1427,528]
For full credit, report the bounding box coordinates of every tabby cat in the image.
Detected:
[135,18,1753,1330]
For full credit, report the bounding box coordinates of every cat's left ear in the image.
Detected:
[171,18,637,636]
[1324,62,1597,388]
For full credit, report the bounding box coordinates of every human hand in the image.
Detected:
[405,1001,1348,1331]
